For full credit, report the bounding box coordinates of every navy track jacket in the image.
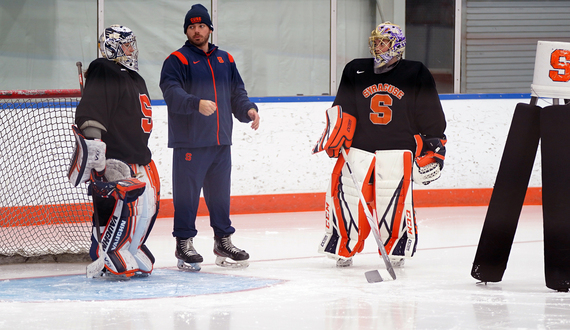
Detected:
[159,41,257,149]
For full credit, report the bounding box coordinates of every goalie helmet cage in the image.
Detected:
[0,89,92,264]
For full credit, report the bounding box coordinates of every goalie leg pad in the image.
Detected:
[312,105,357,158]
[318,148,375,259]
[375,150,417,259]
[90,177,149,276]
[99,198,138,276]
[128,161,161,273]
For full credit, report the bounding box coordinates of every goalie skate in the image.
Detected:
[336,257,353,268]
[175,237,203,272]
[214,235,250,269]
[93,268,132,281]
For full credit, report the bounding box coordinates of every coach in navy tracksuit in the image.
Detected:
[159,4,259,268]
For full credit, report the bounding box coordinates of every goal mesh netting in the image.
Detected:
[0,89,92,263]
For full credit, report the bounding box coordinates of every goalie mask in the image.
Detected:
[369,22,406,69]
[99,25,139,72]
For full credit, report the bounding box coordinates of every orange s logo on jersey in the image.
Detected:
[369,94,393,125]
[185,153,192,161]
[549,49,570,82]
[362,83,404,126]
[139,94,153,133]
[218,57,224,63]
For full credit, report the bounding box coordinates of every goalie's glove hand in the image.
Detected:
[413,134,446,185]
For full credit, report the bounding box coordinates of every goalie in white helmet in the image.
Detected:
[313,22,447,269]
[99,25,139,72]
[69,25,160,279]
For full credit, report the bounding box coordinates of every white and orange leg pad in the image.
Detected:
[318,147,375,260]
[99,198,139,276]
[127,160,161,275]
[375,150,417,260]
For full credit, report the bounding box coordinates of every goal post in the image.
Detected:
[0,89,92,264]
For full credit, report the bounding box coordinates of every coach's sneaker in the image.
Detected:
[175,237,203,272]
[214,234,249,268]
[336,257,353,268]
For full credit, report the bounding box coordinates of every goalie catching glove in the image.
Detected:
[68,125,106,186]
[412,134,447,185]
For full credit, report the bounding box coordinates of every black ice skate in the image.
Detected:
[214,235,250,268]
[175,237,203,272]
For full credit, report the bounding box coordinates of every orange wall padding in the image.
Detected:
[0,188,542,226]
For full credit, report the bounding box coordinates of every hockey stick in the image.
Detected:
[76,62,84,95]
[86,171,107,278]
[340,148,396,282]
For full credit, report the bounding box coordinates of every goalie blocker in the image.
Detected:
[68,125,106,186]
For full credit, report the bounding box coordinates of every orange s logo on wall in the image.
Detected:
[549,49,570,82]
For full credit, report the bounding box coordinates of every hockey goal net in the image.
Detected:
[0,89,92,263]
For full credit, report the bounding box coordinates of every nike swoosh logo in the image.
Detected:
[357,70,365,74]
[193,61,200,64]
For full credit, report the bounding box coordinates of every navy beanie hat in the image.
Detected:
[184,4,214,33]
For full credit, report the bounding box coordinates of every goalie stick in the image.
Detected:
[76,62,84,95]
[340,148,396,282]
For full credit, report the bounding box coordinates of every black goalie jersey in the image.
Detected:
[75,58,152,165]
[333,58,446,154]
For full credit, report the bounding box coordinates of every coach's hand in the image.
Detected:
[248,109,260,130]
[199,99,216,116]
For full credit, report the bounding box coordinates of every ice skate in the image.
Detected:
[336,257,353,268]
[93,268,132,281]
[175,237,203,272]
[214,235,250,269]
[390,256,405,268]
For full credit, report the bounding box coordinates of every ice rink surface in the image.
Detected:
[1,205,569,330]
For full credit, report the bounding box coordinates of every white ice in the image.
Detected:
[1,205,568,330]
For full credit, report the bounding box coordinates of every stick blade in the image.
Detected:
[365,270,383,283]
[86,257,105,278]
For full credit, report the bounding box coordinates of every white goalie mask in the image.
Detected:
[369,22,406,69]
[99,25,139,72]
